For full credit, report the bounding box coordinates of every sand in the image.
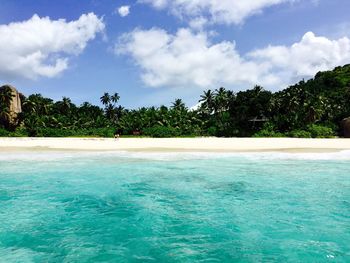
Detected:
[0,137,350,152]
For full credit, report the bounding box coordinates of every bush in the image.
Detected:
[0,127,121,138]
[253,123,285,137]
[0,128,10,136]
[0,127,28,137]
[9,128,28,137]
[207,126,217,136]
[288,130,312,138]
[35,128,75,137]
[33,127,117,138]
[253,130,285,137]
[84,128,116,138]
[143,126,180,138]
[307,124,335,138]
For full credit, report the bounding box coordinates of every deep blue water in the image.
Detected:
[0,151,350,262]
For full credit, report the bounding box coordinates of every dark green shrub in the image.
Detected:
[288,130,312,138]
[253,123,285,137]
[10,128,28,137]
[143,126,180,138]
[36,128,75,137]
[207,126,217,136]
[253,130,285,137]
[307,124,335,138]
[85,128,115,138]
[0,128,10,136]
[0,128,28,137]
[32,128,117,138]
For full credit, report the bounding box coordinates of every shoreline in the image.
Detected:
[0,137,350,153]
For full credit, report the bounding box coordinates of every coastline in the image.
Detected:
[0,137,350,153]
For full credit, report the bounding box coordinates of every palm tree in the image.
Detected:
[115,105,124,120]
[172,99,186,111]
[111,93,120,104]
[25,94,53,116]
[105,104,116,123]
[199,90,214,113]
[59,97,72,115]
[100,93,111,106]
[22,99,37,114]
[214,87,229,113]
[100,92,121,124]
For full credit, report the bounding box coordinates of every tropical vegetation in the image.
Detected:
[1,65,350,137]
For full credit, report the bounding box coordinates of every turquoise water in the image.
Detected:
[0,151,350,262]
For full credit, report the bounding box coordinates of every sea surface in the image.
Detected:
[0,150,350,262]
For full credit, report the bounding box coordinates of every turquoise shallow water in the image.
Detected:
[0,151,350,262]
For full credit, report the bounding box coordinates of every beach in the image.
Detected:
[1,137,350,152]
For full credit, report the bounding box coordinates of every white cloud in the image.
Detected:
[116,28,350,90]
[249,32,350,80]
[189,17,208,30]
[140,0,296,25]
[0,13,104,80]
[116,27,275,88]
[117,5,131,17]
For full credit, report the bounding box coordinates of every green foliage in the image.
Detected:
[306,124,335,138]
[143,126,180,138]
[34,128,74,137]
[332,65,350,87]
[0,128,10,136]
[199,85,273,137]
[288,130,312,138]
[207,126,217,136]
[32,128,116,138]
[253,123,285,137]
[287,125,334,138]
[100,92,122,124]
[0,127,28,137]
[1,64,350,138]
[10,128,28,137]
[271,65,350,133]
[84,128,116,138]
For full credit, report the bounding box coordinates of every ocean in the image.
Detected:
[0,151,350,262]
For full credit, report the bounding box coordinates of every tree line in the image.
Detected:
[1,64,350,138]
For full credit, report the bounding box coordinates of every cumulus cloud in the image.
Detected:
[0,13,104,80]
[140,0,296,25]
[117,5,131,17]
[249,32,350,82]
[116,28,350,90]
[116,28,276,88]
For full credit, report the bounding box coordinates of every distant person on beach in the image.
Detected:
[114,129,121,140]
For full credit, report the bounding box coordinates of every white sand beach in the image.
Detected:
[0,137,350,152]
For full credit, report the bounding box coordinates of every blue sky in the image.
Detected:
[0,0,349,108]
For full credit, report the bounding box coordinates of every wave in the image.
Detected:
[116,150,350,161]
[1,150,350,162]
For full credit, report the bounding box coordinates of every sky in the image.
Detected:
[0,0,350,108]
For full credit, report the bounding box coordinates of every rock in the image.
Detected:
[341,117,350,138]
[0,84,22,127]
